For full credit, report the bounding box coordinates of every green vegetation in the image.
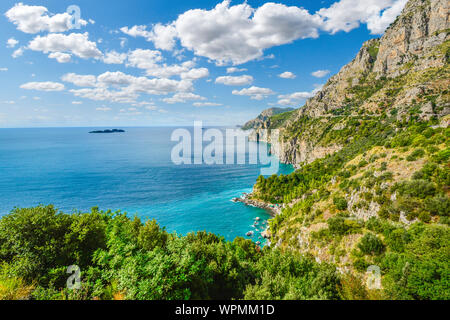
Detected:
[358,233,385,256]
[268,110,296,129]
[251,115,449,300]
[367,40,380,60]
[244,2,450,299]
[0,206,341,300]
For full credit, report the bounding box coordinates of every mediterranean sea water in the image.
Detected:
[0,127,293,241]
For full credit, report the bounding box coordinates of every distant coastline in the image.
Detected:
[89,129,126,134]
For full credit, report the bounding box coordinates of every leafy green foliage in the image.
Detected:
[358,233,385,255]
[382,224,450,300]
[406,149,425,161]
[0,206,107,286]
[250,112,449,300]
[244,250,340,300]
[333,197,348,211]
[0,206,340,301]
[328,217,362,236]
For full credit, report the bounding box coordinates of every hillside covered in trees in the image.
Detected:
[247,0,449,300]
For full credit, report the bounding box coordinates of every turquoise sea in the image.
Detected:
[0,127,293,242]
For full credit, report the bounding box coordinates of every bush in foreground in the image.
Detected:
[0,206,341,300]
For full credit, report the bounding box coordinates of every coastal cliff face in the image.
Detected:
[249,0,449,168]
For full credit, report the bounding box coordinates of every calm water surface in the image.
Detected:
[0,127,293,241]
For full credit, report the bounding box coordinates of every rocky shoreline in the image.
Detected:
[232,193,283,243]
[232,193,283,216]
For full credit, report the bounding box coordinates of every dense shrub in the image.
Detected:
[358,233,385,255]
[406,149,425,161]
[328,217,361,236]
[333,197,348,211]
[382,224,450,300]
[0,206,341,301]
[393,180,436,198]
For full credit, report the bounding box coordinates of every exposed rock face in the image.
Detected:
[247,0,449,167]
[296,0,449,120]
[373,0,449,77]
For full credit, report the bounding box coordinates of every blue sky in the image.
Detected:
[0,0,407,127]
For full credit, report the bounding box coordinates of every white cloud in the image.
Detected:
[366,0,408,34]
[173,1,321,65]
[48,52,71,63]
[96,107,111,111]
[277,86,322,105]
[317,0,407,35]
[163,92,206,104]
[126,48,163,70]
[7,38,19,48]
[278,92,313,106]
[72,101,82,105]
[120,25,151,38]
[124,52,206,81]
[151,24,178,51]
[62,73,97,87]
[20,81,65,91]
[121,1,321,66]
[232,86,275,100]
[5,3,88,34]
[227,67,247,74]
[311,70,330,78]
[103,50,127,64]
[143,60,193,78]
[0,68,8,72]
[130,77,193,95]
[71,87,138,104]
[215,75,254,86]
[119,0,406,65]
[180,68,209,80]
[66,71,194,104]
[2,101,16,105]
[278,71,296,79]
[28,33,103,60]
[97,71,135,86]
[131,101,155,108]
[12,47,24,58]
[193,102,222,107]
[121,24,178,51]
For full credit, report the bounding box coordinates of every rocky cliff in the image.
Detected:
[248,0,449,167]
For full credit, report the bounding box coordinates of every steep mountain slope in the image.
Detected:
[246,0,449,299]
[250,0,449,166]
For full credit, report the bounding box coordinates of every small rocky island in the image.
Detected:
[89,129,126,134]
